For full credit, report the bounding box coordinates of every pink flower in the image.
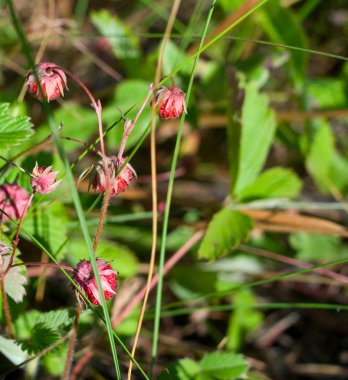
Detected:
[73,259,118,306]
[25,62,68,102]
[92,156,136,196]
[0,184,31,222]
[152,85,187,119]
[30,162,61,194]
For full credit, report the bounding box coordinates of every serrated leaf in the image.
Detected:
[237,167,302,201]
[306,121,334,192]
[2,255,27,303]
[37,309,71,331]
[234,82,276,194]
[0,336,28,365]
[91,9,139,59]
[199,351,248,379]
[198,209,253,260]
[0,103,33,151]
[20,323,60,355]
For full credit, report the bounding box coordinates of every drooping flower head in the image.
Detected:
[92,156,136,196]
[30,162,61,194]
[0,184,31,222]
[73,259,118,306]
[25,62,68,102]
[152,85,187,119]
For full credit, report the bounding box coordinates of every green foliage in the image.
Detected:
[20,323,61,355]
[226,289,263,351]
[42,343,68,376]
[237,167,302,201]
[159,351,249,380]
[305,121,334,193]
[161,40,193,76]
[0,102,33,152]
[290,233,348,262]
[90,9,140,59]
[23,202,69,257]
[111,80,151,151]
[68,238,139,278]
[233,81,277,195]
[198,209,253,260]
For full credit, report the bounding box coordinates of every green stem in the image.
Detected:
[151,0,216,371]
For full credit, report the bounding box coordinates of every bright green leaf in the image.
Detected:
[0,103,33,151]
[199,351,249,379]
[234,81,276,194]
[198,209,253,260]
[237,167,302,201]
[20,323,60,355]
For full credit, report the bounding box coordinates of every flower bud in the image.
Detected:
[152,85,187,119]
[73,259,118,306]
[30,162,61,194]
[92,156,136,196]
[0,184,31,222]
[25,62,68,102]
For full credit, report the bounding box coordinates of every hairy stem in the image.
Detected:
[0,276,14,337]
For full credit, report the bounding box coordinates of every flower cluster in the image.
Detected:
[73,259,118,306]
[25,62,68,102]
[30,162,61,194]
[152,85,187,119]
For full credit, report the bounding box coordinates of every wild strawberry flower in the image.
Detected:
[92,156,136,196]
[30,162,61,194]
[152,85,187,119]
[73,259,118,306]
[0,184,31,222]
[25,62,68,102]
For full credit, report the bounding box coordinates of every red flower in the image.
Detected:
[25,62,68,102]
[0,184,31,222]
[30,162,61,194]
[92,156,136,196]
[73,259,118,306]
[152,85,187,119]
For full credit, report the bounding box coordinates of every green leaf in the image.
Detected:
[307,78,347,109]
[237,167,302,201]
[0,102,33,151]
[14,310,41,339]
[42,343,67,377]
[198,209,253,260]
[199,351,249,379]
[162,40,193,76]
[305,121,334,192]
[0,336,28,365]
[23,202,69,257]
[20,323,60,355]
[37,309,71,331]
[91,9,139,59]
[290,233,348,263]
[111,80,151,152]
[226,289,263,351]
[233,81,276,194]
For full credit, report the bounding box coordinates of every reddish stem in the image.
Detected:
[117,84,155,161]
[0,276,14,337]
[11,261,74,271]
[7,193,34,272]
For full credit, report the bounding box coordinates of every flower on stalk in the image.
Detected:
[25,62,68,102]
[73,259,118,306]
[0,184,31,222]
[152,85,187,119]
[30,162,61,194]
[92,156,136,196]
